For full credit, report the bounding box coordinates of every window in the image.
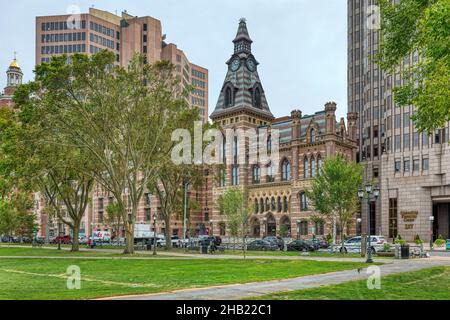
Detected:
[315,221,324,236]
[403,113,410,127]
[254,199,259,214]
[395,114,401,129]
[413,132,419,149]
[422,133,429,147]
[252,165,261,184]
[281,159,291,181]
[145,208,151,222]
[303,157,309,178]
[403,133,410,151]
[395,135,401,151]
[317,156,323,173]
[143,23,148,31]
[389,199,398,239]
[310,158,315,178]
[395,161,401,173]
[267,162,275,183]
[422,158,429,171]
[300,192,308,211]
[232,166,239,185]
[224,87,233,107]
[413,159,420,172]
[404,160,410,172]
[277,197,282,213]
[260,199,264,214]
[299,221,308,236]
[310,129,316,144]
[271,197,276,211]
[145,193,151,207]
[254,87,262,108]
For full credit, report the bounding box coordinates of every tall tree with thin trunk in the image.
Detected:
[306,156,363,254]
[14,50,195,254]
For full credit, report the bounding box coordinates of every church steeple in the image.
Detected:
[211,19,273,121]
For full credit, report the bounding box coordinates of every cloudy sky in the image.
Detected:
[0,0,348,120]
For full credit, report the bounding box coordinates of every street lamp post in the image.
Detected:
[57,221,62,251]
[429,215,435,251]
[358,184,380,264]
[183,182,190,245]
[152,214,157,256]
[296,220,301,240]
[357,218,362,236]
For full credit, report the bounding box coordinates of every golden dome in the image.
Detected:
[9,59,20,69]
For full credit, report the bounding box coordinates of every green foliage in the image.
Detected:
[279,225,289,238]
[383,243,392,252]
[306,156,363,248]
[434,234,446,247]
[378,0,450,133]
[414,234,424,245]
[395,235,406,245]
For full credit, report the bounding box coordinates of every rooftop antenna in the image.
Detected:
[13,51,17,60]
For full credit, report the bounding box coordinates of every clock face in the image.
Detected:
[230,58,241,72]
[246,59,256,72]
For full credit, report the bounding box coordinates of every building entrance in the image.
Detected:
[433,203,450,241]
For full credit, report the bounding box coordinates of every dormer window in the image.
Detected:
[310,129,316,144]
[225,87,233,107]
[254,87,262,108]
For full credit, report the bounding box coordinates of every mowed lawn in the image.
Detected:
[252,267,450,300]
[0,248,369,300]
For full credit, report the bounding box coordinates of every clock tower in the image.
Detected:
[210,18,274,124]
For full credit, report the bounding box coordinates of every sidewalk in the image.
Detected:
[102,259,450,300]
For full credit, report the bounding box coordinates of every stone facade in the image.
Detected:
[210,19,358,239]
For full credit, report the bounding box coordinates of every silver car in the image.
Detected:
[340,236,387,254]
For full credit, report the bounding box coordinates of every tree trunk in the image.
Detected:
[124,222,135,254]
[332,215,337,253]
[71,224,80,252]
[164,215,172,250]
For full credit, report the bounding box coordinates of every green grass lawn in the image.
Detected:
[0,248,370,300]
[251,267,450,300]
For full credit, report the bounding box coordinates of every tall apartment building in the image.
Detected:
[35,8,211,240]
[36,8,208,121]
[348,0,450,242]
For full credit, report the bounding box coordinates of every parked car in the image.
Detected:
[78,236,88,245]
[312,238,329,249]
[263,236,284,250]
[340,236,386,254]
[247,240,278,251]
[287,240,316,252]
[51,235,72,244]
[158,235,182,248]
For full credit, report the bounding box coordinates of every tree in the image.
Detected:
[217,187,253,259]
[378,0,450,133]
[0,199,18,240]
[306,156,363,254]
[13,51,192,254]
[105,202,123,240]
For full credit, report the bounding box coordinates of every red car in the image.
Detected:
[52,235,72,244]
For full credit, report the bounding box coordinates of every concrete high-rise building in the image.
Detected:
[348,0,450,242]
[36,8,208,121]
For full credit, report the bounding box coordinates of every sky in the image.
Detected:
[0,0,348,120]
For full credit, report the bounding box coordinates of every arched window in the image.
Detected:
[271,197,276,211]
[299,221,309,236]
[254,87,262,108]
[303,157,309,179]
[300,192,309,211]
[232,166,239,186]
[254,199,259,214]
[260,199,264,214]
[267,162,275,183]
[283,196,289,213]
[252,165,261,184]
[310,157,315,178]
[267,135,272,154]
[317,155,323,174]
[277,196,282,213]
[281,159,291,181]
[310,128,316,144]
[225,87,233,107]
[265,198,270,212]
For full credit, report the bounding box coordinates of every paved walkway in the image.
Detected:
[103,259,449,300]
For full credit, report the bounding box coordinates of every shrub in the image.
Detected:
[395,235,406,245]
[434,235,446,247]
[383,243,391,252]
[414,235,424,245]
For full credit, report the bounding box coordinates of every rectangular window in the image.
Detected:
[404,160,410,172]
[422,133,429,147]
[422,158,429,171]
[395,115,401,129]
[403,133,410,151]
[389,199,398,239]
[232,166,240,186]
[413,132,419,149]
[403,112,410,127]
[413,159,420,172]
[395,161,401,173]
[395,135,401,151]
